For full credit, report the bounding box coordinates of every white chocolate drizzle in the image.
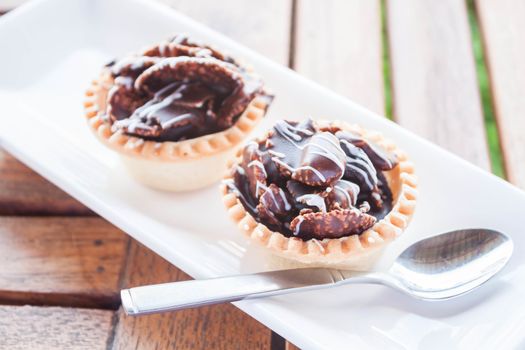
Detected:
[296,194,327,212]
[247,160,267,177]
[293,216,305,236]
[268,150,285,158]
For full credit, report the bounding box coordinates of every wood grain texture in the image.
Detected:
[111,242,272,350]
[294,0,384,114]
[109,2,293,348]
[0,217,128,308]
[387,0,490,168]
[0,149,91,215]
[0,305,114,350]
[290,3,384,347]
[476,0,525,187]
[285,342,301,350]
[160,0,292,65]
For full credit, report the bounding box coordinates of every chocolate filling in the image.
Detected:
[103,34,273,142]
[226,120,398,241]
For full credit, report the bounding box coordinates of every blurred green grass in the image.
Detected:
[380,0,505,177]
[380,0,393,120]
[467,0,505,177]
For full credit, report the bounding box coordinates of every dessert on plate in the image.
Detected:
[84,34,273,191]
[221,119,417,268]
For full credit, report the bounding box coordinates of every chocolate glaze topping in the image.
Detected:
[226,120,398,241]
[104,34,272,142]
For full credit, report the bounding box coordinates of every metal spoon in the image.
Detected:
[121,229,513,315]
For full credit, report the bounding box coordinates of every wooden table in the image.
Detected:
[1,0,524,348]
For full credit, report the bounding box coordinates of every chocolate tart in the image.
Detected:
[221,119,417,268]
[84,34,273,191]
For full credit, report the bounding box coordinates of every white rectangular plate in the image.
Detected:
[1,0,525,348]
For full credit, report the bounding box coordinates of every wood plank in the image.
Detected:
[0,149,91,215]
[2,1,288,348]
[161,0,292,65]
[111,241,272,350]
[387,0,491,168]
[476,0,525,187]
[108,2,293,349]
[294,0,384,114]
[0,305,114,350]
[286,342,301,350]
[290,3,384,346]
[0,217,128,308]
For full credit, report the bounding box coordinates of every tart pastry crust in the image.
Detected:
[221,120,417,267]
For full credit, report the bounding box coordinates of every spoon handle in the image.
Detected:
[121,268,380,315]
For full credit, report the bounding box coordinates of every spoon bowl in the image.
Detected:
[388,229,514,300]
[121,229,513,315]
